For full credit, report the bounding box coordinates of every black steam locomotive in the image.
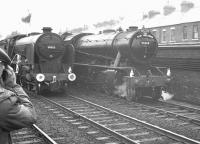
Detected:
[1,27,76,93]
[63,27,171,101]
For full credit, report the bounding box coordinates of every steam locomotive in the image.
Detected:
[63,27,171,101]
[1,27,76,93]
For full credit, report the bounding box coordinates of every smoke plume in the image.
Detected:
[21,13,31,24]
[142,10,160,19]
[114,82,127,98]
[93,19,120,28]
[71,25,88,33]
[148,10,160,18]
[163,5,176,16]
[142,14,148,20]
[181,1,194,13]
[161,91,174,101]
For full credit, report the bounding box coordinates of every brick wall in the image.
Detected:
[148,21,200,44]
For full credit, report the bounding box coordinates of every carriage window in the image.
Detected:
[183,26,188,40]
[170,27,175,42]
[192,25,198,39]
[162,29,166,42]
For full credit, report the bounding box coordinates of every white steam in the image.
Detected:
[114,82,127,98]
[113,81,174,101]
[161,91,174,101]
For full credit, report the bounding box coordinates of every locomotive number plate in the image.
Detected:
[140,41,150,45]
[47,46,56,49]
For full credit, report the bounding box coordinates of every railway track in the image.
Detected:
[11,124,57,144]
[137,99,200,126]
[34,94,200,144]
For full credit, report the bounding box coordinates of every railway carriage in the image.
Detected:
[63,27,171,101]
[1,27,76,93]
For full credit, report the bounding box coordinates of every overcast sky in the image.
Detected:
[0,0,199,38]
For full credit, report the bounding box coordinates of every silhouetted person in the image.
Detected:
[0,48,37,144]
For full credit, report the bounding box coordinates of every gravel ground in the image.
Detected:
[30,95,103,144]
[69,87,200,141]
[24,69,200,143]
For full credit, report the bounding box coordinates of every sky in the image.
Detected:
[0,0,199,38]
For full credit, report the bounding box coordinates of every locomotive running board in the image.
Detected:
[74,62,133,71]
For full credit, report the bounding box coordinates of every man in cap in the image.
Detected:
[0,48,37,144]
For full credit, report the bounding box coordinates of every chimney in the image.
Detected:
[102,29,116,33]
[42,27,52,33]
[148,10,160,18]
[181,1,194,13]
[163,5,176,16]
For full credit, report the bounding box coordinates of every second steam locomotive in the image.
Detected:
[1,27,76,93]
[63,27,171,101]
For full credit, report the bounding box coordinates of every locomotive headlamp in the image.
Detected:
[68,73,76,81]
[68,67,72,73]
[166,68,171,77]
[130,69,134,77]
[36,73,45,82]
[52,75,56,83]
